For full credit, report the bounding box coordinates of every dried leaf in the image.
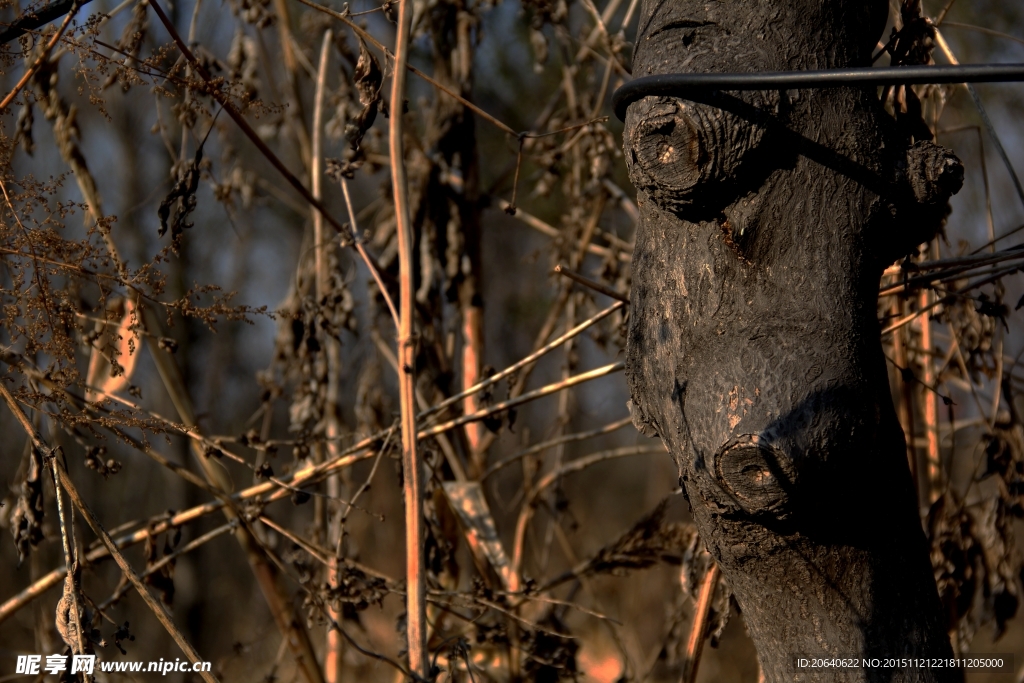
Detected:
[143,529,176,605]
[158,141,204,248]
[345,38,382,150]
[10,441,44,566]
[582,499,696,578]
[55,575,86,651]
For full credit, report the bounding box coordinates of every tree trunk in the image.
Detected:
[621,1,964,681]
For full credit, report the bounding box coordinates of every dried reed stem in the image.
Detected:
[419,361,624,439]
[682,562,720,683]
[919,287,941,505]
[311,28,347,683]
[388,0,427,674]
[312,29,332,299]
[420,301,624,421]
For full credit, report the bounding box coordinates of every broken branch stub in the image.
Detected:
[621,0,961,680]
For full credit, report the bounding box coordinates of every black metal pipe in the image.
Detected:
[0,0,93,46]
[612,63,1024,121]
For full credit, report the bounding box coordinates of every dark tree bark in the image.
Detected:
[621,1,964,681]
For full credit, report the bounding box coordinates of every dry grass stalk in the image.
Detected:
[311,27,346,683]
[681,562,720,683]
[920,287,941,504]
[387,0,426,674]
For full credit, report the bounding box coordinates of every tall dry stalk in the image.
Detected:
[388,0,426,675]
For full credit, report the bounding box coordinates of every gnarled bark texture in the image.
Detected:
[621,1,964,681]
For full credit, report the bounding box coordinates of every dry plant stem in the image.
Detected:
[46,451,86,656]
[891,300,918,480]
[877,248,1024,295]
[919,287,941,505]
[682,562,721,683]
[29,53,125,277]
[942,21,1024,47]
[881,264,1021,335]
[497,199,630,262]
[553,264,629,302]
[0,450,376,627]
[933,27,1024,210]
[53,502,84,655]
[341,177,400,327]
[481,416,633,480]
[272,0,312,168]
[0,2,78,111]
[98,522,238,611]
[312,29,332,299]
[419,362,624,439]
[372,330,467,481]
[420,301,625,421]
[990,332,1005,430]
[0,383,217,682]
[388,0,426,675]
[311,31,346,683]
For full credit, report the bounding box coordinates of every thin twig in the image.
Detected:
[881,264,1021,335]
[341,177,399,327]
[0,354,624,624]
[497,199,631,262]
[292,0,517,137]
[509,445,665,591]
[553,264,630,302]
[98,522,238,611]
[419,362,625,440]
[0,0,80,111]
[941,22,1024,47]
[932,27,1024,212]
[54,464,217,683]
[419,301,625,421]
[481,416,633,480]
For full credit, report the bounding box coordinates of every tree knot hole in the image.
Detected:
[711,434,795,518]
